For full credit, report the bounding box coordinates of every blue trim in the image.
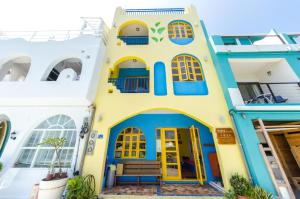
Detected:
[173,81,208,95]
[118,36,149,45]
[154,61,167,96]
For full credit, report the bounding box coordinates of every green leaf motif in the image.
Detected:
[160,37,164,42]
[150,27,156,33]
[151,37,159,42]
[157,27,165,34]
[155,22,161,27]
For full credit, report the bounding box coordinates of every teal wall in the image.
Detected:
[202,20,300,196]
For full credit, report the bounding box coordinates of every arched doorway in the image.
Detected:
[104,109,222,186]
[0,56,31,81]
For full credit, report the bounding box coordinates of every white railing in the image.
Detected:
[125,8,185,15]
[0,17,108,43]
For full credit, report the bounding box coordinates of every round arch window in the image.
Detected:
[168,20,194,45]
[15,114,77,168]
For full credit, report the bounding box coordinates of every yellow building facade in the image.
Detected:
[83,5,247,195]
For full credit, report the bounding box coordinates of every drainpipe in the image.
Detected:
[73,104,96,175]
[229,109,252,181]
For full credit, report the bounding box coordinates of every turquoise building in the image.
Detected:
[207,28,300,199]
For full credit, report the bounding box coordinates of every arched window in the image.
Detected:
[15,114,77,168]
[118,20,149,45]
[114,127,146,159]
[0,56,31,81]
[168,21,194,45]
[44,58,82,81]
[171,54,204,82]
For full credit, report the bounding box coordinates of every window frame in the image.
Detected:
[168,21,194,39]
[14,115,77,168]
[114,127,146,159]
[172,55,204,82]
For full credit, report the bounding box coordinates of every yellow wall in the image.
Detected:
[83,5,247,194]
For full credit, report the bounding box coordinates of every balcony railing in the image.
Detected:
[108,77,149,93]
[221,35,286,46]
[118,36,148,45]
[239,82,300,104]
[125,8,185,15]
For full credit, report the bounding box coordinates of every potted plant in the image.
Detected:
[66,174,97,199]
[38,137,68,199]
[229,173,251,199]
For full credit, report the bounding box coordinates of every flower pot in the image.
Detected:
[238,196,248,199]
[38,177,68,199]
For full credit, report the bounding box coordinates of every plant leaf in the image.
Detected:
[160,37,164,42]
[157,27,165,34]
[155,22,160,27]
[151,37,158,42]
[150,27,156,33]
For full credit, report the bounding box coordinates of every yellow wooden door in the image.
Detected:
[161,128,182,180]
[190,125,206,184]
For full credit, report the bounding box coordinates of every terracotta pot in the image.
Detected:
[38,177,68,199]
[237,195,248,199]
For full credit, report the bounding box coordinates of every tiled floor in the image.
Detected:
[102,184,223,196]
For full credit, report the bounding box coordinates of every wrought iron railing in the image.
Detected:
[125,8,185,15]
[108,77,149,93]
[117,36,148,45]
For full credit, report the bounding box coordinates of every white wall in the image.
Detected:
[0,106,91,199]
[0,35,106,106]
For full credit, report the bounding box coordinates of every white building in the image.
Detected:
[0,18,108,199]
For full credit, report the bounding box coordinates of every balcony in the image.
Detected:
[210,31,300,53]
[108,77,149,93]
[118,21,148,45]
[117,36,148,45]
[228,58,300,106]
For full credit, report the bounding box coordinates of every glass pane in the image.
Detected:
[36,121,50,129]
[115,151,121,158]
[63,130,76,147]
[140,135,145,141]
[140,143,146,149]
[132,128,139,133]
[15,149,36,168]
[117,135,123,141]
[166,152,178,163]
[115,142,122,150]
[125,136,130,141]
[172,69,178,74]
[196,75,203,81]
[156,129,161,139]
[58,115,71,126]
[165,131,175,139]
[125,142,130,149]
[165,141,176,151]
[132,136,137,141]
[132,142,137,149]
[124,151,129,157]
[34,149,55,167]
[173,76,179,81]
[166,165,179,176]
[25,131,42,147]
[139,151,145,158]
[182,74,187,80]
[48,115,60,125]
[64,120,76,129]
[60,149,73,168]
[194,68,201,74]
[125,128,131,134]
[131,151,136,157]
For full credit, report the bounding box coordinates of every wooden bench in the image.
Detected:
[114,160,161,185]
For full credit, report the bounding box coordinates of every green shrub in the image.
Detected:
[225,188,236,199]
[0,162,3,172]
[66,175,97,199]
[230,173,251,196]
[250,186,273,199]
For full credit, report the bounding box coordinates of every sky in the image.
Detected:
[0,0,299,35]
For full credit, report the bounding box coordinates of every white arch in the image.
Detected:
[0,56,31,81]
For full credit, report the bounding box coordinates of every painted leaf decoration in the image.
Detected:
[160,37,164,42]
[157,27,165,34]
[150,27,156,33]
[151,37,159,42]
[155,22,161,27]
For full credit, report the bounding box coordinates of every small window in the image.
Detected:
[114,127,146,159]
[171,55,204,82]
[222,37,237,45]
[168,20,194,45]
[15,114,76,168]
